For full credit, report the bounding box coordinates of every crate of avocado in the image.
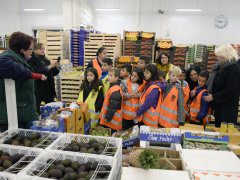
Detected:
[0,144,42,176]
[90,126,111,137]
[0,129,63,149]
[183,132,229,151]
[47,133,122,165]
[129,148,182,170]
[113,125,140,148]
[19,150,117,180]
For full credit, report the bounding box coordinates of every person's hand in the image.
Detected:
[203,94,213,102]
[190,90,196,97]
[41,75,47,81]
[49,60,57,68]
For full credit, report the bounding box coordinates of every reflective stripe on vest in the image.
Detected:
[92,59,102,79]
[138,83,162,127]
[77,86,101,121]
[183,84,190,117]
[159,85,179,128]
[190,88,211,125]
[122,79,146,120]
[99,85,123,130]
[102,75,110,97]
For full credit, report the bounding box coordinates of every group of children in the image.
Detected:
[77,52,211,133]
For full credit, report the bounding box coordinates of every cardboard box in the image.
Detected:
[180,123,204,132]
[58,108,75,133]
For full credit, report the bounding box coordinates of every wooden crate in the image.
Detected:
[46,31,61,36]
[89,33,120,43]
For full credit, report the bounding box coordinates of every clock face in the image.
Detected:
[215,15,228,29]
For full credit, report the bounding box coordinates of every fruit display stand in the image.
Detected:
[172,45,188,70]
[60,71,84,102]
[116,56,139,68]
[0,129,63,150]
[123,31,155,62]
[206,45,217,72]
[0,144,43,176]
[19,150,118,180]
[180,149,240,173]
[121,167,190,180]
[139,126,181,150]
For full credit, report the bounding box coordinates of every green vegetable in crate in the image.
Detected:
[138,149,160,170]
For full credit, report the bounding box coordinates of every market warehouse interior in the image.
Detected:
[0,0,240,179]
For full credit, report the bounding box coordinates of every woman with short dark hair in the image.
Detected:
[28,43,60,107]
[186,65,201,91]
[0,32,46,131]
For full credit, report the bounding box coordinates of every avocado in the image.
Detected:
[48,169,63,179]
[64,146,73,151]
[56,164,65,172]
[4,139,13,144]
[0,167,5,172]
[40,172,49,178]
[81,143,91,149]
[77,165,86,173]
[89,139,98,144]
[64,173,78,180]
[31,132,41,140]
[72,145,79,152]
[90,143,99,150]
[62,159,72,167]
[3,160,13,169]
[71,161,80,170]
[90,161,98,170]
[37,138,43,144]
[87,148,95,154]
[31,141,38,147]
[78,172,88,178]
[47,164,56,171]
[1,155,10,161]
[65,167,75,174]
[10,154,22,163]
[97,166,108,178]
[24,140,32,147]
[80,147,88,153]
[11,140,20,145]
[85,173,94,180]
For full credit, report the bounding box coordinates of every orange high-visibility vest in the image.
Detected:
[183,84,190,117]
[190,89,211,125]
[122,79,146,120]
[100,85,123,130]
[159,86,179,128]
[138,84,162,127]
[92,59,102,79]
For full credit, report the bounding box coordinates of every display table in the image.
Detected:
[191,170,240,180]
[181,149,240,173]
[121,167,190,180]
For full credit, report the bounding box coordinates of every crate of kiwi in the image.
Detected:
[0,144,42,177]
[19,151,117,180]
[0,129,63,149]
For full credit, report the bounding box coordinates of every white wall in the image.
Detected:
[90,0,240,45]
[0,0,63,36]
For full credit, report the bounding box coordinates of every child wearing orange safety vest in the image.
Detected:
[159,69,185,128]
[179,68,190,118]
[189,71,211,125]
[133,64,165,127]
[122,67,146,130]
[100,68,123,134]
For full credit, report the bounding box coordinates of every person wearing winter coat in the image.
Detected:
[205,45,240,127]
[0,32,46,131]
[28,43,60,107]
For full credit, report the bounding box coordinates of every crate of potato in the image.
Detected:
[0,129,63,149]
[19,150,117,180]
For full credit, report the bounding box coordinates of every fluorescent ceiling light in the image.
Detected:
[24,8,46,11]
[176,9,202,12]
[95,8,119,11]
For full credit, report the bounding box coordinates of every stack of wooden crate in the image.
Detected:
[37,30,62,60]
[84,33,121,68]
[60,71,84,102]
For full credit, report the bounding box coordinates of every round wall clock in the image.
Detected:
[215,15,228,29]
